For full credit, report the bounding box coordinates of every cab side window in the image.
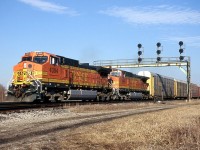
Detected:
[50,56,59,65]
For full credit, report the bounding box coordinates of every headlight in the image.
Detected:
[28,64,32,68]
[24,63,27,68]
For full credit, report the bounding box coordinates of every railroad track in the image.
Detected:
[0,101,79,113]
[0,100,152,113]
[0,97,192,113]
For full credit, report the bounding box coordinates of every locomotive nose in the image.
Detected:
[14,62,34,84]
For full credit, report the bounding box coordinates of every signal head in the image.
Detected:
[138,51,142,56]
[156,42,161,48]
[156,50,161,55]
[179,56,184,61]
[137,43,142,49]
[157,57,161,62]
[179,41,183,47]
[179,48,184,54]
[138,57,142,63]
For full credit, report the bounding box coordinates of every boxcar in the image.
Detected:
[138,71,174,99]
[191,83,199,98]
[174,80,187,99]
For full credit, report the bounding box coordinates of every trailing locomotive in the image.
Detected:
[6,51,149,102]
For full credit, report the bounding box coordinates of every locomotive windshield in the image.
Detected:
[22,57,32,62]
[33,56,48,64]
[110,71,121,77]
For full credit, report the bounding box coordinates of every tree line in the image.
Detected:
[0,84,5,102]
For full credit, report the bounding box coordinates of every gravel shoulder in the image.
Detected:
[0,100,199,149]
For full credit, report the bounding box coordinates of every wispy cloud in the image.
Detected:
[164,36,200,48]
[100,5,200,25]
[19,0,79,16]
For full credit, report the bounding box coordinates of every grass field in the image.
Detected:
[57,101,200,150]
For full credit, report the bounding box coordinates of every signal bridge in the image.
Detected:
[93,57,190,69]
[93,41,191,101]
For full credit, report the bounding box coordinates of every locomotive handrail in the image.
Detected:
[27,71,42,92]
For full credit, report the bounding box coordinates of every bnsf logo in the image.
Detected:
[50,68,58,74]
[17,71,33,76]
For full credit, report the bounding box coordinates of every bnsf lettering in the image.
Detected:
[50,68,58,73]
[17,72,23,76]
[17,71,33,76]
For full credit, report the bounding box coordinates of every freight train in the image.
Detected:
[6,51,200,102]
[6,51,149,102]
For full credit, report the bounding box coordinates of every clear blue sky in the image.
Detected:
[1,0,200,86]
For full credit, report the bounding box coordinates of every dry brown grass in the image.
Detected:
[67,102,158,113]
[57,102,200,150]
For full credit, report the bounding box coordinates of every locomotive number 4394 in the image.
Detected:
[50,68,59,74]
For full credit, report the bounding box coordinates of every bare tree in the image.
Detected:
[0,84,5,102]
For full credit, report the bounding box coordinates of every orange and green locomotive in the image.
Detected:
[6,51,149,102]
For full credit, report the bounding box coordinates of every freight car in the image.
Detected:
[6,51,149,102]
[174,80,187,99]
[191,83,199,98]
[138,71,175,99]
[174,81,199,99]
[138,71,200,100]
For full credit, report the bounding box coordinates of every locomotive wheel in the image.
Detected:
[100,96,105,101]
[43,96,50,103]
[21,93,37,102]
[5,95,19,102]
[55,96,61,102]
[111,95,117,100]
[106,96,111,101]
[97,96,106,101]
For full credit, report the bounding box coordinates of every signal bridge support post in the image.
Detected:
[187,58,191,101]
